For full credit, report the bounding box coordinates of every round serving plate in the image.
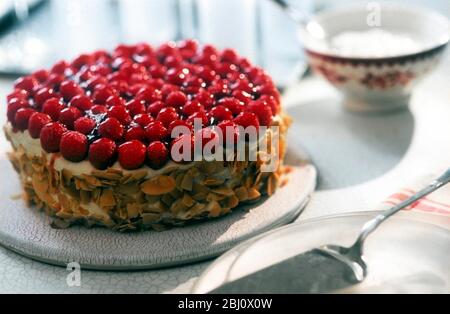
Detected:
[0,146,316,271]
[193,211,450,294]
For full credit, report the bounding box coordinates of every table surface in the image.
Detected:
[0,55,449,294]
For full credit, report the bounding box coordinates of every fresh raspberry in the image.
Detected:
[157,107,179,128]
[86,76,108,91]
[60,80,84,101]
[33,69,50,83]
[133,113,154,127]
[164,55,183,68]
[118,140,146,170]
[216,62,239,77]
[70,95,93,111]
[160,84,180,99]
[166,91,187,108]
[91,105,108,115]
[197,66,217,83]
[14,108,35,131]
[168,119,193,136]
[234,112,260,129]
[166,67,188,86]
[186,111,208,128]
[178,39,198,59]
[14,76,38,93]
[107,105,131,125]
[89,138,117,170]
[125,125,146,142]
[98,117,124,141]
[51,60,70,75]
[106,95,126,108]
[7,98,29,123]
[60,131,88,162]
[258,95,279,114]
[256,83,281,103]
[40,122,67,153]
[126,99,146,116]
[42,98,65,121]
[232,90,253,105]
[147,101,166,117]
[182,100,204,117]
[71,54,95,70]
[221,48,239,64]
[208,105,233,123]
[7,89,29,102]
[59,107,83,130]
[74,117,96,135]
[147,141,169,169]
[45,73,65,90]
[218,97,244,115]
[92,85,117,104]
[136,87,162,104]
[34,87,58,108]
[231,79,254,94]
[246,100,273,127]
[217,120,240,145]
[145,121,169,143]
[29,112,52,138]
[208,80,231,98]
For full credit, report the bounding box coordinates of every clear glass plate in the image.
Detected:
[193,212,450,293]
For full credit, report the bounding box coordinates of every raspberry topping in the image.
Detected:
[14,108,35,131]
[147,141,169,169]
[157,107,179,128]
[40,122,67,153]
[125,125,146,142]
[89,138,117,170]
[145,121,169,143]
[42,98,65,121]
[234,112,260,129]
[98,117,124,141]
[60,131,89,162]
[6,41,281,168]
[118,140,147,170]
[29,112,52,138]
[74,117,96,135]
[246,100,273,127]
[59,107,83,130]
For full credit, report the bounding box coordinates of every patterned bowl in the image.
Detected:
[304,3,449,113]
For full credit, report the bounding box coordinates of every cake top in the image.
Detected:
[6,40,281,170]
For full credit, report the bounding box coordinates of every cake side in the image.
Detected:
[5,112,290,231]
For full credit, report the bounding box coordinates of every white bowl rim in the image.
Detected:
[305,1,450,60]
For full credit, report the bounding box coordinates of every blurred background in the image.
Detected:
[0,0,449,87]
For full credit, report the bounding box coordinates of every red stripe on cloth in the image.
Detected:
[387,191,450,210]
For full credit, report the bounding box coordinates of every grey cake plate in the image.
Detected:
[0,147,316,270]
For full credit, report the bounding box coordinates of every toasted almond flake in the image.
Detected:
[127,203,141,218]
[141,175,176,195]
[206,201,222,218]
[99,189,116,208]
[142,213,161,224]
[247,188,261,201]
[234,186,248,202]
[212,187,234,196]
[182,194,195,207]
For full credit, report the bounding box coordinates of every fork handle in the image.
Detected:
[350,167,450,256]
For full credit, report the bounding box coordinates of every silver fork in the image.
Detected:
[319,167,450,282]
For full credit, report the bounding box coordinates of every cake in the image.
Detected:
[4,40,291,231]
